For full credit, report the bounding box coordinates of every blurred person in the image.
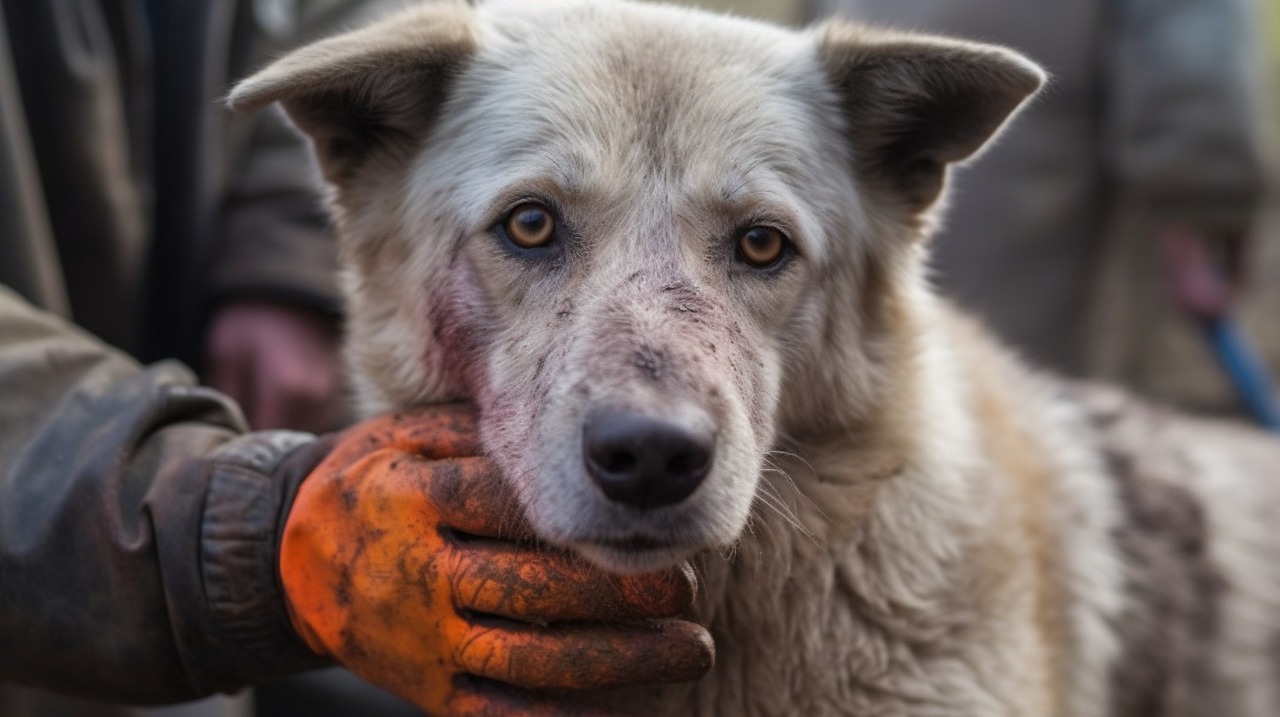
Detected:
[0,0,349,434]
[808,0,1268,410]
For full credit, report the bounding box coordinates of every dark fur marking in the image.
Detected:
[633,345,665,382]
[448,229,468,264]
[1106,449,1222,717]
[659,282,713,318]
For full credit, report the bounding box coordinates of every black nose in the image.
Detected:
[583,408,715,509]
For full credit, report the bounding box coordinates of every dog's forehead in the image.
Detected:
[475,1,820,169]
[410,0,856,259]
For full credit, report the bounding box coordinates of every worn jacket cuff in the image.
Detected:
[196,431,336,691]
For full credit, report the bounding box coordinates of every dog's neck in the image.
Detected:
[700,287,985,597]
[679,294,1033,715]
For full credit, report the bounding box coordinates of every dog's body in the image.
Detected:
[231,1,1280,714]
[670,313,1280,716]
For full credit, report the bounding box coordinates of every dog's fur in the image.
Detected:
[231,1,1280,714]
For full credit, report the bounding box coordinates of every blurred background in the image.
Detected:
[1,0,1278,715]
[1269,0,1280,122]
[690,0,1280,420]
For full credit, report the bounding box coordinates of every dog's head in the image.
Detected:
[231,0,1042,573]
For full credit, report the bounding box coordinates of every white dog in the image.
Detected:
[232,1,1280,714]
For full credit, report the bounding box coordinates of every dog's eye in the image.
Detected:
[505,203,556,248]
[737,226,787,268]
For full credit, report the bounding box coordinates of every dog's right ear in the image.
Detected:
[816,23,1044,216]
[227,4,476,185]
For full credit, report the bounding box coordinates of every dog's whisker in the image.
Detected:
[753,481,815,544]
[757,468,810,527]
[717,539,739,564]
[763,450,832,526]
[741,490,798,560]
[766,448,817,477]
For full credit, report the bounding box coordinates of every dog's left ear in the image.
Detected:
[817,23,1044,213]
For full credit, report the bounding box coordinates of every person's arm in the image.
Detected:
[204,96,345,433]
[207,0,424,324]
[202,0,381,432]
[205,1,439,433]
[0,284,328,702]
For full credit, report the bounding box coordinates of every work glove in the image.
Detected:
[280,405,714,715]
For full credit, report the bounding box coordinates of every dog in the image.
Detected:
[231,1,1280,714]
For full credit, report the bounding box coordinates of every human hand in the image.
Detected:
[281,406,714,716]
[206,300,344,432]
[1159,225,1252,319]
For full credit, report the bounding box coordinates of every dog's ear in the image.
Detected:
[227,4,475,185]
[816,24,1044,213]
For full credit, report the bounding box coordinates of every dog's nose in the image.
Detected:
[583,408,715,509]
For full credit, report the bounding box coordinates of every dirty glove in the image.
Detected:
[280,406,714,715]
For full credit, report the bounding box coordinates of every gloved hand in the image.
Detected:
[206,300,345,432]
[281,405,714,715]
[1159,225,1252,319]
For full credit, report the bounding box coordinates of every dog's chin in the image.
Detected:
[516,459,757,574]
[570,537,702,574]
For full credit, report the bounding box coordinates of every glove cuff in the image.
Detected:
[199,431,336,686]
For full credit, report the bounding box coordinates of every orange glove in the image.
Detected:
[281,405,714,715]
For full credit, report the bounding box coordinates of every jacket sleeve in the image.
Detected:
[208,0,417,317]
[0,286,329,702]
[210,104,339,316]
[1106,0,1266,232]
[207,0,398,317]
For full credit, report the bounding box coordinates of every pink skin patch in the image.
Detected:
[424,256,495,400]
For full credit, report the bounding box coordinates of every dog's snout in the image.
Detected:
[583,408,715,509]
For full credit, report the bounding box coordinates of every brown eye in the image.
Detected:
[505,203,555,248]
[737,226,787,268]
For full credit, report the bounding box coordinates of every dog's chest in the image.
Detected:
[631,540,1049,716]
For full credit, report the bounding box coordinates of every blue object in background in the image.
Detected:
[1203,316,1280,432]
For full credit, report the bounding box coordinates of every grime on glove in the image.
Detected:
[280,405,714,715]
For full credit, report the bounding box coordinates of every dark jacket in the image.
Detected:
[0,0,342,365]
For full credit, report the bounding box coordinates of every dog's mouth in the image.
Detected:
[570,533,699,573]
[594,534,677,552]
